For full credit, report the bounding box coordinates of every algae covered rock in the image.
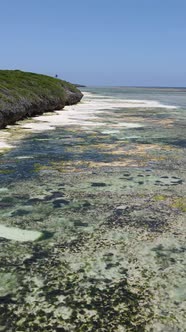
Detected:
[0,272,17,298]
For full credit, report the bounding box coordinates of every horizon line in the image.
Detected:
[81,85,186,89]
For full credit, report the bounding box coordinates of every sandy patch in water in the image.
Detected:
[0,225,43,242]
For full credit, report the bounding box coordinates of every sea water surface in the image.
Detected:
[0,87,185,331]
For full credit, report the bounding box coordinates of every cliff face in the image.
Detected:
[0,70,83,129]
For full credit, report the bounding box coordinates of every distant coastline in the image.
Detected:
[83,85,186,90]
[74,84,86,88]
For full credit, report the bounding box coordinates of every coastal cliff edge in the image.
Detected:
[0,70,83,129]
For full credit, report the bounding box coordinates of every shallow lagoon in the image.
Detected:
[0,88,185,331]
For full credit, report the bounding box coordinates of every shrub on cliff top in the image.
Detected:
[0,70,78,107]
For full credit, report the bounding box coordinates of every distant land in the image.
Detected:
[74,84,86,88]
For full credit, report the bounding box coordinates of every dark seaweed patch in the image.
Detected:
[26,198,43,205]
[0,202,13,208]
[44,191,65,201]
[11,209,31,217]
[74,221,89,227]
[38,231,54,241]
[53,199,70,208]
[91,182,107,187]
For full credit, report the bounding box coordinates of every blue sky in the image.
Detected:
[1,0,186,86]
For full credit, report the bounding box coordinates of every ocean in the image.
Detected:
[0,87,185,331]
[83,86,186,107]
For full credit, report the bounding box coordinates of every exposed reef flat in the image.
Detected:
[0,90,185,331]
[0,70,83,129]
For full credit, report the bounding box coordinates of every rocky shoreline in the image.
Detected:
[0,70,83,129]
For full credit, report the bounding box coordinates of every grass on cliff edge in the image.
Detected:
[0,70,79,107]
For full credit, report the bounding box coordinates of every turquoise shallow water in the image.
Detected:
[0,87,185,331]
[83,86,186,108]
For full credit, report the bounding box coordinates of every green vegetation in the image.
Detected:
[0,70,83,128]
[153,194,168,201]
[172,197,186,212]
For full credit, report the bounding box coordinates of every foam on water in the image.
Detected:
[0,131,13,150]
[0,90,178,147]
[19,91,176,133]
[82,91,178,108]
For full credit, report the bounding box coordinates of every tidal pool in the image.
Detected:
[0,88,185,331]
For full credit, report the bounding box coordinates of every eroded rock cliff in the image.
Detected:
[0,70,83,128]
